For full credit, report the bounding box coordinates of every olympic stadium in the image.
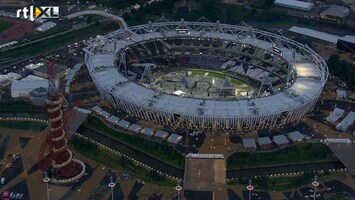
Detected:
[85,19,328,133]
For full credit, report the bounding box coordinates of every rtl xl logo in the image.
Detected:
[16,5,59,21]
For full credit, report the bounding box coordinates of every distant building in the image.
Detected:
[242,138,257,151]
[288,131,305,142]
[11,79,58,98]
[36,21,56,32]
[98,110,111,119]
[106,115,121,126]
[0,41,18,49]
[116,119,131,129]
[274,0,314,11]
[155,130,169,141]
[336,90,348,98]
[257,137,272,150]
[337,35,355,53]
[33,64,68,79]
[0,75,10,87]
[128,123,142,134]
[326,107,345,124]
[167,134,182,145]
[273,135,289,147]
[336,111,355,132]
[141,127,154,137]
[289,26,340,44]
[91,105,103,114]
[320,5,350,22]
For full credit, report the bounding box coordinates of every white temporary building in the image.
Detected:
[155,130,169,140]
[106,115,121,125]
[323,138,352,143]
[273,135,289,146]
[326,107,345,124]
[336,90,348,98]
[128,123,142,134]
[6,72,21,80]
[274,0,314,11]
[167,134,182,145]
[25,63,44,70]
[36,21,57,32]
[117,119,130,129]
[91,105,102,114]
[98,110,111,119]
[288,131,305,142]
[141,127,155,137]
[21,75,45,81]
[0,75,9,85]
[0,41,18,49]
[336,111,355,131]
[289,26,340,44]
[11,79,57,98]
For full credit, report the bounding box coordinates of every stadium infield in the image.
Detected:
[0,17,34,43]
[0,21,14,33]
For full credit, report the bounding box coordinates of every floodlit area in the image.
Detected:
[149,69,254,99]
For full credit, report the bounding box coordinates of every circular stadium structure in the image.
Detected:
[85,19,328,132]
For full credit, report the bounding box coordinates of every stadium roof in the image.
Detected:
[242,138,257,149]
[274,0,314,11]
[288,131,305,141]
[257,137,272,145]
[339,35,355,44]
[321,5,350,18]
[273,135,289,145]
[289,26,340,44]
[86,21,328,121]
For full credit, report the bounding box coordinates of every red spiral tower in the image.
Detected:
[38,60,85,184]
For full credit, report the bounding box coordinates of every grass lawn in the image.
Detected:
[69,136,176,186]
[85,116,185,168]
[0,120,47,131]
[0,21,14,33]
[227,143,334,169]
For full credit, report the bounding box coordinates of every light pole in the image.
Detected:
[312,175,319,200]
[108,176,116,200]
[246,179,254,200]
[175,181,182,200]
[43,172,50,200]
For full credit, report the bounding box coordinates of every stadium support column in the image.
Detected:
[118,52,128,78]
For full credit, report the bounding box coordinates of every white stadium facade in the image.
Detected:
[85,19,328,133]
